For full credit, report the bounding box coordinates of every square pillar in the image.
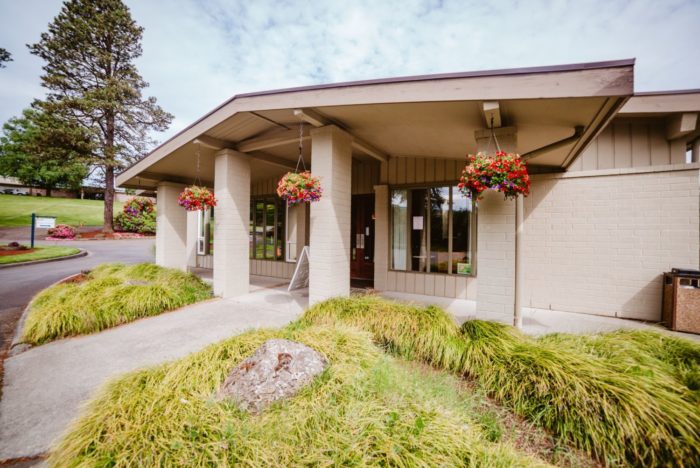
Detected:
[373,184,389,291]
[309,125,353,304]
[155,182,187,270]
[213,149,250,298]
[185,210,199,268]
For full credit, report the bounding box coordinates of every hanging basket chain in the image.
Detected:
[194,141,202,186]
[295,122,307,173]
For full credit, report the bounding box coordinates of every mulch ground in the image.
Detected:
[0,249,37,257]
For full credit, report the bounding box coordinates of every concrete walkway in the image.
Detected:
[0,276,306,461]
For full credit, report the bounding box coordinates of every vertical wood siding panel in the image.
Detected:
[630,122,650,167]
[444,276,456,298]
[434,275,446,297]
[397,158,407,184]
[596,127,614,169]
[406,158,416,184]
[425,158,435,182]
[613,122,632,168]
[435,159,446,181]
[456,277,468,299]
[414,274,425,295]
[406,273,416,293]
[581,141,597,170]
[387,271,396,291]
[649,125,670,165]
[424,274,435,296]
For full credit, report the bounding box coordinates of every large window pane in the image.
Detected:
[451,187,472,274]
[391,190,407,270]
[255,201,265,259]
[265,200,276,259]
[410,189,428,272]
[429,187,450,273]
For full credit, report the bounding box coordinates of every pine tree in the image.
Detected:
[29,0,172,232]
[0,48,12,68]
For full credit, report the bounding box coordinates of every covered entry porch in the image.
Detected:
[116,60,634,318]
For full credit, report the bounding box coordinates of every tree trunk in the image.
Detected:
[103,165,115,233]
[103,112,116,233]
[46,186,52,197]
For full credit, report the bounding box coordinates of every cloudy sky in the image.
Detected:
[1,0,699,143]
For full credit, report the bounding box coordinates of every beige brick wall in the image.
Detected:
[309,126,353,304]
[155,182,187,270]
[524,166,700,320]
[476,190,516,315]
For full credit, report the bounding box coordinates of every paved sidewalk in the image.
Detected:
[0,278,305,461]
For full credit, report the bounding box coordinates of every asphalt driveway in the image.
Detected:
[0,238,155,357]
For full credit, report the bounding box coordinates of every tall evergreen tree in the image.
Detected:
[29,0,172,232]
[0,48,11,68]
[0,107,89,196]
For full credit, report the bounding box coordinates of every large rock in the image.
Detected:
[218,338,328,413]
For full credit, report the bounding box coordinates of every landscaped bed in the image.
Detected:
[48,296,700,466]
[21,263,212,345]
[0,244,80,265]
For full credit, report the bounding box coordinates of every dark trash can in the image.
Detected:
[662,268,700,334]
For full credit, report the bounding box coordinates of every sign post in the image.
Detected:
[30,213,36,249]
[30,214,57,248]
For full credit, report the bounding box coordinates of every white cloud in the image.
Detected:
[1,0,699,144]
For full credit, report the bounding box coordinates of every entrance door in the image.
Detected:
[351,194,375,283]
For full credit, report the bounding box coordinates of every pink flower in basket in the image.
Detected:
[178,186,217,211]
[277,171,322,206]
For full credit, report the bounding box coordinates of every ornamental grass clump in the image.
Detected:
[302,296,700,466]
[22,263,212,345]
[49,325,542,467]
[276,171,322,206]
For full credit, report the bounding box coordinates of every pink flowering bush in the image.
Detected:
[47,224,76,239]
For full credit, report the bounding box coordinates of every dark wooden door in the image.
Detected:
[350,194,375,281]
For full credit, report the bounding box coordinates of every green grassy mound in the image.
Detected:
[0,193,121,227]
[22,263,212,345]
[49,326,543,467]
[301,296,700,466]
[0,246,80,265]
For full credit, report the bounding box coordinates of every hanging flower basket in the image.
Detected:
[277,171,323,206]
[458,151,530,200]
[178,186,217,211]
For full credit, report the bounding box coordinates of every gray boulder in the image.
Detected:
[218,338,328,413]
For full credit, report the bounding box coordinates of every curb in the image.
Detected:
[8,272,87,357]
[0,249,88,269]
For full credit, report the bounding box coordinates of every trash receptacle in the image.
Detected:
[662,268,700,334]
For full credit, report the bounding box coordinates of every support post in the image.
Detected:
[155,182,188,270]
[513,194,524,328]
[373,184,389,291]
[308,125,353,304]
[213,149,250,298]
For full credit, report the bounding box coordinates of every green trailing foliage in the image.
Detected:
[301,296,700,467]
[22,263,211,345]
[49,325,544,467]
[114,196,156,234]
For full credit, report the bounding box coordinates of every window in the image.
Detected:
[250,197,285,260]
[197,207,214,255]
[391,186,474,275]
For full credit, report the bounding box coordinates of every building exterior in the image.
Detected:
[116,59,700,323]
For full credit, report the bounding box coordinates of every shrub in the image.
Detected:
[114,196,156,234]
[47,224,76,239]
[49,325,541,466]
[22,263,212,344]
[301,296,700,466]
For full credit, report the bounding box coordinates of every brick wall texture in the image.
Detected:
[524,168,699,320]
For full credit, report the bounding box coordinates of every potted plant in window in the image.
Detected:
[458,151,530,200]
[178,186,217,211]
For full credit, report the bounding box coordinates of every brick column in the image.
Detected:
[213,149,250,298]
[373,184,389,291]
[309,125,353,304]
[155,182,187,270]
[185,210,199,268]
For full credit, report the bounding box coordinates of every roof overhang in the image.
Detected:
[117,59,635,189]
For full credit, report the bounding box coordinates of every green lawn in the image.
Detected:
[0,246,81,265]
[0,194,122,227]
